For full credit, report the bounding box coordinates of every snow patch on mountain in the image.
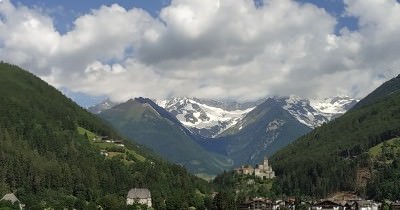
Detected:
[266,119,286,133]
[88,99,117,114]
[310,96,359,120]
[89,95,358,138]
[275,95,327,128]
[276,95,358,128]
[155,98,255,138]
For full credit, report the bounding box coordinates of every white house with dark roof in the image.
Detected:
[126,188,152,207]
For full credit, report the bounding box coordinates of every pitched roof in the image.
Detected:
[127,188,151,199]
[1,193,20,204]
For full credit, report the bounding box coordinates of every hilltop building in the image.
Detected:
[235,156,275,179]
[126,188,152,207]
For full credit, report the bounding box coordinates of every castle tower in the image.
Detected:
[263,156,269,169]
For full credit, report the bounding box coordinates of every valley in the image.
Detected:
[1,63,400,209]
[91,95,358,173]
[1,0,399,209]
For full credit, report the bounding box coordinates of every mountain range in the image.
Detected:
[90,94,358,174]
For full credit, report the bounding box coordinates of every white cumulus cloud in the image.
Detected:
[0,0,399,103]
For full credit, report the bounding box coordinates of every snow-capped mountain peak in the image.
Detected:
[155,97,255,138]
[89,95,358,138]
[87,99,118,114]
[272,95,327,128]
[272,95,358,128]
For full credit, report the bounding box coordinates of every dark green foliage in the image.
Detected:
[0,200,19,210]
[212,172,277,209]
[213,172,276,204]
[0,63,212,209]
[271,75,400,198]
[366,141,400,201]
[212,191,236,210]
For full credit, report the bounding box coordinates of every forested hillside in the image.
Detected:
[0,63,213,209]
[271,74,400,199]
[99,98,232,176]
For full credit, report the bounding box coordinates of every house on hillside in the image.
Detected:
[239,198,273,210]
[234,165,254,175]
[1,193,25,210]
[126,188,152,207]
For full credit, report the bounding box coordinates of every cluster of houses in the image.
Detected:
[238,197,395,210]
[235,156,275,179]
[93,136,126,157]
[94,136,125,147]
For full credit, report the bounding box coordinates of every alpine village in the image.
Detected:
[2,0,400,210]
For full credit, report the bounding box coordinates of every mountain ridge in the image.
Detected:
[91,95,358,138]
[91,95,357,174]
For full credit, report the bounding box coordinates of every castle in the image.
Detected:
[234,156,275,179]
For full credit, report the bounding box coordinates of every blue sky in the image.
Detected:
[16,0,170,33]
[17,0,357,34]
[1,0,399,107]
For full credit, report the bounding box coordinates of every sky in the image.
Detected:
[0,0,399,107]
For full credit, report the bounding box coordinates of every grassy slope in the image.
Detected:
[369,137,400,159]
[77,126,146,162]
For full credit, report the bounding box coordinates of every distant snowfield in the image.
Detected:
[157,96,358,136]
[156,98,254,137]
[91,95,358,138]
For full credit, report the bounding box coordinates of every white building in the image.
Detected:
[126,188,152,207]
[254,157,275,179]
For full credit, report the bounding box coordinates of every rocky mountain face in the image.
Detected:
[206,95,359,166]
[155,96,358,138]
[155,98,259,138]
[276,95,359,128]
[199,98,313,166]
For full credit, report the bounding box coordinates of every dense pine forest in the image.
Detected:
[0,63,214,209]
